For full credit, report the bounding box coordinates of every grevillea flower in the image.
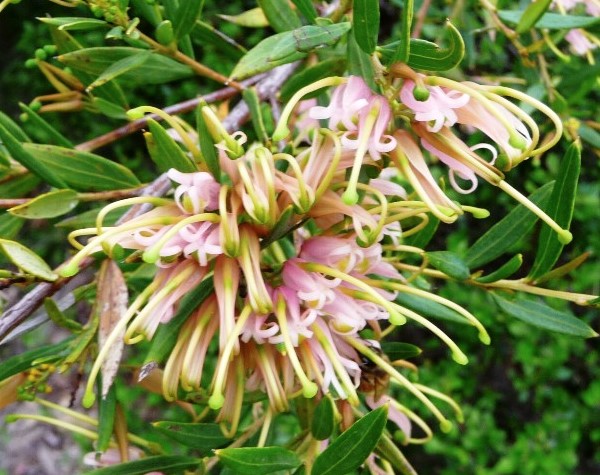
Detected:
[565,28,598,55]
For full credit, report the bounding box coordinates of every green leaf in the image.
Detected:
[380,342,422,360]
[291,0,318,23]
[391,0,413,63]
[87,456,201,475]
[44,298,82,332]
[347,30,376,90]
[379,20,465,71]
[38,16,108,31]
[312,406,388,475]
[0,340,71,382]
[395,292,468,325]
[353,0,380,54]
[18,103,74,148]
[465,182,554,269]
[0,239,58,281]
[58,47,194,85]
[280,59,346,103]
[231,23,351,80]
[242,88,269,144]
[216,447,301,475]
[311,396,336,440]
[196,103,221,181]
[87,51,152,91]
[0,125,68,188]
[143,278,214,365]
[475,254,523,284]
[492,294,598,338]
[144,119,197,173]
[153,422,231,451]
[404,215,439,249]
[0,111,30,142]
[579,123,600,149]
[426,251,470,280]
[23,143,141,191]
[258,0,302,32]
[96,383,117,452]
[515,0,552,33]
[529,142,581,280]
[173,0,204,39]
[0,213,25,240]
[498,10,600,29]
[8,189,79,219]
[92,97,128,119]
[0,174,40,199]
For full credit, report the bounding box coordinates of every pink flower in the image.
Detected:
[400,79,470,133]
[167,169,220,214]
[565,29,597,55]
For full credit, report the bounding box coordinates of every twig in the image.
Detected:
[76,75,264,153]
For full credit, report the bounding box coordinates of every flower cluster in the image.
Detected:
[63,69,570,440]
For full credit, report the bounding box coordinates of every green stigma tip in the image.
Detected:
[558,230,573,245]
[126,109,145,120]
[389,312,407,326]
[452,352,469,365]
[82,392,96,408]
[5,415,18,423]
[60,264,79,278]
[342,189,359,206]
[303,382,318,399]
[142,251,159,264]
[208,393,225,410]
[479,332,491,345]
[272,126,290,142]
[440,420,453,433]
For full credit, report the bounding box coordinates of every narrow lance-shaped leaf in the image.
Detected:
[23,143,141,191]
[0,214,25,240]
[426,251,470,280]
[380,342,422,360]
[44,298,83,332]
[353,0,380,54]
[216,447,301,475]
[515,0,552,33]
[475,254,523,284]
[153,421,232,451]
[311,395,336,440]
[0,239,58,281]
[231,23,351,80]
[380,20,465,72]
[87,51,152,91]
[258,0,301,32]
[37,16,108,31]
[96,260,128,399]
[8,189,79,219]
[348,30,376,90]
[391,0,413,63]
[529,141,581,280]
[0,340,72,380]
[96,383,117,452]
[465,182,553,269]
[291,0,317,23]
[498,10,600,29]
[196,103,221,181]
[87,456,201,475]
[243,87,269,144]
[219,8,269,28]
[173,0,204,39]
[0,110,30,142]
[312,406,388,475]
[18,103,73,148]
[0,125,68,188]
[492,294,598,338]
[145,119,197,173]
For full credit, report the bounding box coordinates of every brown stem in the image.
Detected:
[137,32,244,91]
[76,75,263,153]
[412,0,432,38]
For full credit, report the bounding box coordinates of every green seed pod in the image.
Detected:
[34,48,47,60]
[29,100,42,112]
[43,44,57,55]
[24,58,38,69]
[155,20,174,46]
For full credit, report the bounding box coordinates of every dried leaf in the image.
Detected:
[96,260,128,399]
